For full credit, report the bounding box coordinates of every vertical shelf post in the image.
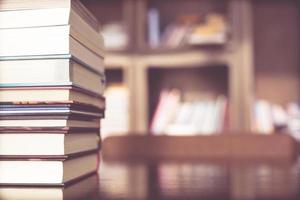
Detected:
[133,59,149,133]
[229,0,254,131]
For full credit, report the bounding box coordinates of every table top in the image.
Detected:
[1,158,300,200]
[97,159,300,200]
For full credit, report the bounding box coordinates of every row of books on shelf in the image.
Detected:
[253,100,300,139]
[101,87,229,137]
[101,86,300,138]
[148,10,228,48]
[150,92,300,137]
[150,89,228,136]
[101,11,228,50]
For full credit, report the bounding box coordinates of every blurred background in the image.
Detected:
[1,1,300,199]
[81,0,300,139]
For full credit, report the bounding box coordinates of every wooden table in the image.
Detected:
[0,158,299,200]
[1,133,299,200]
[97,159,300,200]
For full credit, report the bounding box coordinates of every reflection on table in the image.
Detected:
[98,159,300,200]
[1,159,300,200]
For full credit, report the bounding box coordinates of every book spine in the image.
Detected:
[0,148,99,160]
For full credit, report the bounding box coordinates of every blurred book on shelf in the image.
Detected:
[186,14,228,46]
[102,84,129,138]
[101,22,128,51]
[147,8,160,48]
[150,89,228,136]
[253,100,300,139]
[147,12,228,48]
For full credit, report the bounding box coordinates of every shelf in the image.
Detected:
[82,0,300,135]
[139,44,227,53]
[99,0,250,133]
[105,52,133,68]
[140,49,229,68]
[106,48,229,69]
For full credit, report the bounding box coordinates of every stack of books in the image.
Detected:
[0,0,105,186]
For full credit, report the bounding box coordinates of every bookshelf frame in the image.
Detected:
[84,0,299,134]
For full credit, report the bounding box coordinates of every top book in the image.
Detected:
[0,0,100,38]
[0,0,78,10]
[0,0,104,64]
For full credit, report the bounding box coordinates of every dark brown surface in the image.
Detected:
[97,159,300,200]
[254,0,300,104]
[2,157,300,200]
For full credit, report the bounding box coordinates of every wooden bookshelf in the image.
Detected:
[103,54,136,133]
[82,0,299,135]
[84,0,136,51]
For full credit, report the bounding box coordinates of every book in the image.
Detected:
[0,0,99,31]
[192,102,208,134]
[0,0,72,10]
[271,104,288,130]
[0,174,99,200]
[150,89,181,134]
[0,118,100,129]
[164,102,197,135]
[101,22,128,50]
[209,96,227,133]
[0,102,104,119]
[0,26,104,71]
[102,85,129,138]
[0,58,105,95]
[186,14,227,46]
[0,85,105,109]
[0,150,99,186]
[0,2,98,29]
[253,100,275,134]
[147,8,160,48]
[287,103,300,139]
[0,0,103,52]
[162,24,190,48]
[0,129,100,156]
